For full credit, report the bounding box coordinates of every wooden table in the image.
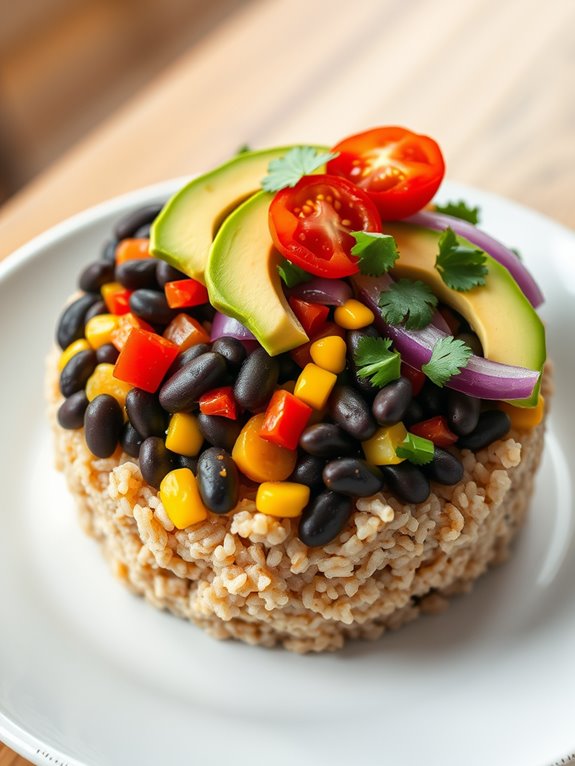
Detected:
[1,0,573,762]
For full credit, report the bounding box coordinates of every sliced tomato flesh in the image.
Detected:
[268,174,382,278]
[327,126,445,220]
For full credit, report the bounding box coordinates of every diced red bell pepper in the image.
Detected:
[199,387,238,420]
[290,321,346,369]
[113,328,179,393]
[107,288,132,316]
[115,238,151,264]
[165,279,209,309]
[410,416,458,447]
[259,389,313,450]
[288,297,329,337]
[163,313,211,350]
[401,363,426,396]
[110,312,154,351]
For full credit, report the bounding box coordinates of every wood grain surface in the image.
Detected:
[1,0,573,763]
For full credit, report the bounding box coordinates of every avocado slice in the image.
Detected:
[385,222,545,406]
[206,191,308,356]
[150,145,328,284]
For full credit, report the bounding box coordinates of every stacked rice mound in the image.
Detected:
[47,353,550,653]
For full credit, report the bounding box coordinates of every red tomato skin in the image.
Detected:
[327,126,445,220]
[268,175,382,278]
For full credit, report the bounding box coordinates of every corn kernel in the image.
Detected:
[58,339,91,372]
[294,363,337,410]
[334,299,374,330]
[232,414,297,483]
[500,396,545,430]
[160,468,208,529]
[256,482,310,518]
[362,423,408,465]
[86,363,132,407]
[85,314,121,349]
[310,335,347,374]
[165,413,203,457]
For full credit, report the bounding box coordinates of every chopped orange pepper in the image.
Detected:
[115,238,151,264]
[163,313,210,351]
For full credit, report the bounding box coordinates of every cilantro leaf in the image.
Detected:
[396,433,435,465]
[350,231,399,276]
[378,279,438,330]
[353,336,401,389]
[421,336,472,387]
[277,259,311,288]
[261,147,339,192]
[435,200,481,224]
[435,228,488,291]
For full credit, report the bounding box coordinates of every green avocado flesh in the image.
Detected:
[386,222,546,406]
[206,191,308,356]
[150,145,327,285]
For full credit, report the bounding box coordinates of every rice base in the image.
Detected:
[47,349,551,653]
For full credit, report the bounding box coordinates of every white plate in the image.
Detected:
[1,180,574,766]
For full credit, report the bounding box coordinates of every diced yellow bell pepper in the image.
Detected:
[334,299,374,330]
[85,314,121,349]
[500,396,545,430]
[232,414,297,483]
[294,363,337,410]
[165,413,203,457]
[85,363,132,407]
[362,422,408,465]
[160,468,208,529]
[310,335,347,374]
[256,482,310,518]
[58,339,91,372]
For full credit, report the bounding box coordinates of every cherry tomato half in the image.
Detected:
[268,174,382,278]
[327,126,445,220]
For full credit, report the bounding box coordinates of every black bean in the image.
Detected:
[78,261,115,293]
[372,377,413,426]
[57,390,88,429]
[114,203,164,241]
[299,423,358,458]
[328,385,377,440]
[278,353,302,381]
[101,239,118,264]
[424,448,464,485]
[403,399,425,427]
[139,436,174,489]
[298,491,353,547]
[84,394,123,458]
[290,455,326,491]
[84,299,107,323]
[380,463,430,504]
[56,294,100,349]
[419,381,447,418]
[129,289,176,325]
[126,388,168,438]
[59,349,97,397]
[457,410,511,451]
[197,414,242,452]
[456,331,483,357]
[156,260,187,287]
[115,259,160,291]
[233,348,279,411]
[176,455,198,474]
[96,343,119,365]
[323,458,383,497]
[166,343,211,376]
[121,423,143,458]
[159,352,228,412]
[446,391,481,436]
[197,448,239,514]
[133,223,152,239]
[211,337,247,371]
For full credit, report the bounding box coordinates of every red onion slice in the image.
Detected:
[406,210,544,308]
[211,311,256,342]
[353,275,540,402]
[288,278,353,306]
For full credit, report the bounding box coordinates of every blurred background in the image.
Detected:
[0,0,256,203]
